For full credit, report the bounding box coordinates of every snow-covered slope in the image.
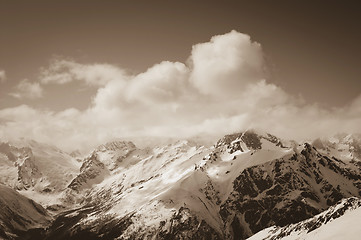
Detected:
[66,140,144,194]
[313,133,361,163]
[248,197,361,240]
[0,139,81,208]
[0,184,51,240]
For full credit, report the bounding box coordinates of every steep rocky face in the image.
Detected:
[0,143,41,190]
[0,140,80,210]
[248,197,361,240]
[157,207,222,240]
[86,140,139,173]
[67,141,139,193]
[220,143,361,239]
[0,184,51,240]
[67,153,109,192]
[216,130,285,153]
[96,141,136,152]
[15,149,41,189]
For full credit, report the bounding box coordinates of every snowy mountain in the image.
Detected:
[248,197,361,240]
[0,142,40,190]
[66,141,146,194]
[1,131,361,239]
[313,133,361,163]
[0,139,81,208]
[219,140,361,239]
[0,184,51,240]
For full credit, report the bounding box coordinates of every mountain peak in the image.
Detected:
[96,140,136,152]
[311,133,361,162]
[216,129,285,151]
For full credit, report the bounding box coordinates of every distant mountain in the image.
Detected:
[0,184,51,240]
[313,133,361,162]
[248,197,361,240]
[0,139,80,209]
[66,141,142,193]
[0,142,41,190]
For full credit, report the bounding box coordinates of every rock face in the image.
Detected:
[0,184,51,240]
[0,143,41,189]
[15,148,42,189]
[67,141,138,193]
[4,131,361,240]
[0,140,81,209]
[216,131,285,152]
[67,152,109,192]
[93,140,137,171]
[220,143,361,239]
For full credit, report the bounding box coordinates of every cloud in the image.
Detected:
[189,30,264,97]
[0,70,6,83]
[126,61,190,104]
[40,59,127,86]
[9,79,43,99]
[91,61,190,111]
[1,31,361,151]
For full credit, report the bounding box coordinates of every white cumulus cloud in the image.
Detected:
[190,30,264,97]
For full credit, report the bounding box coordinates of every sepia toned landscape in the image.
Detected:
[0,1,360,239]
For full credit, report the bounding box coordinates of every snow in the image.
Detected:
[0,139,82,209]
[18,189,65,209]
[248,198,361,240]
[315,134,361,163]
[306,207,361,240]
[249,207,361,240]
[8,139,81,190]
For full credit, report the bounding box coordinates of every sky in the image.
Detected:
[0,1,360,151]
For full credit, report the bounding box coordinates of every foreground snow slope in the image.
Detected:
[248,197,361,240]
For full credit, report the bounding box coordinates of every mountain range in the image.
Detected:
[0,130,360,239]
